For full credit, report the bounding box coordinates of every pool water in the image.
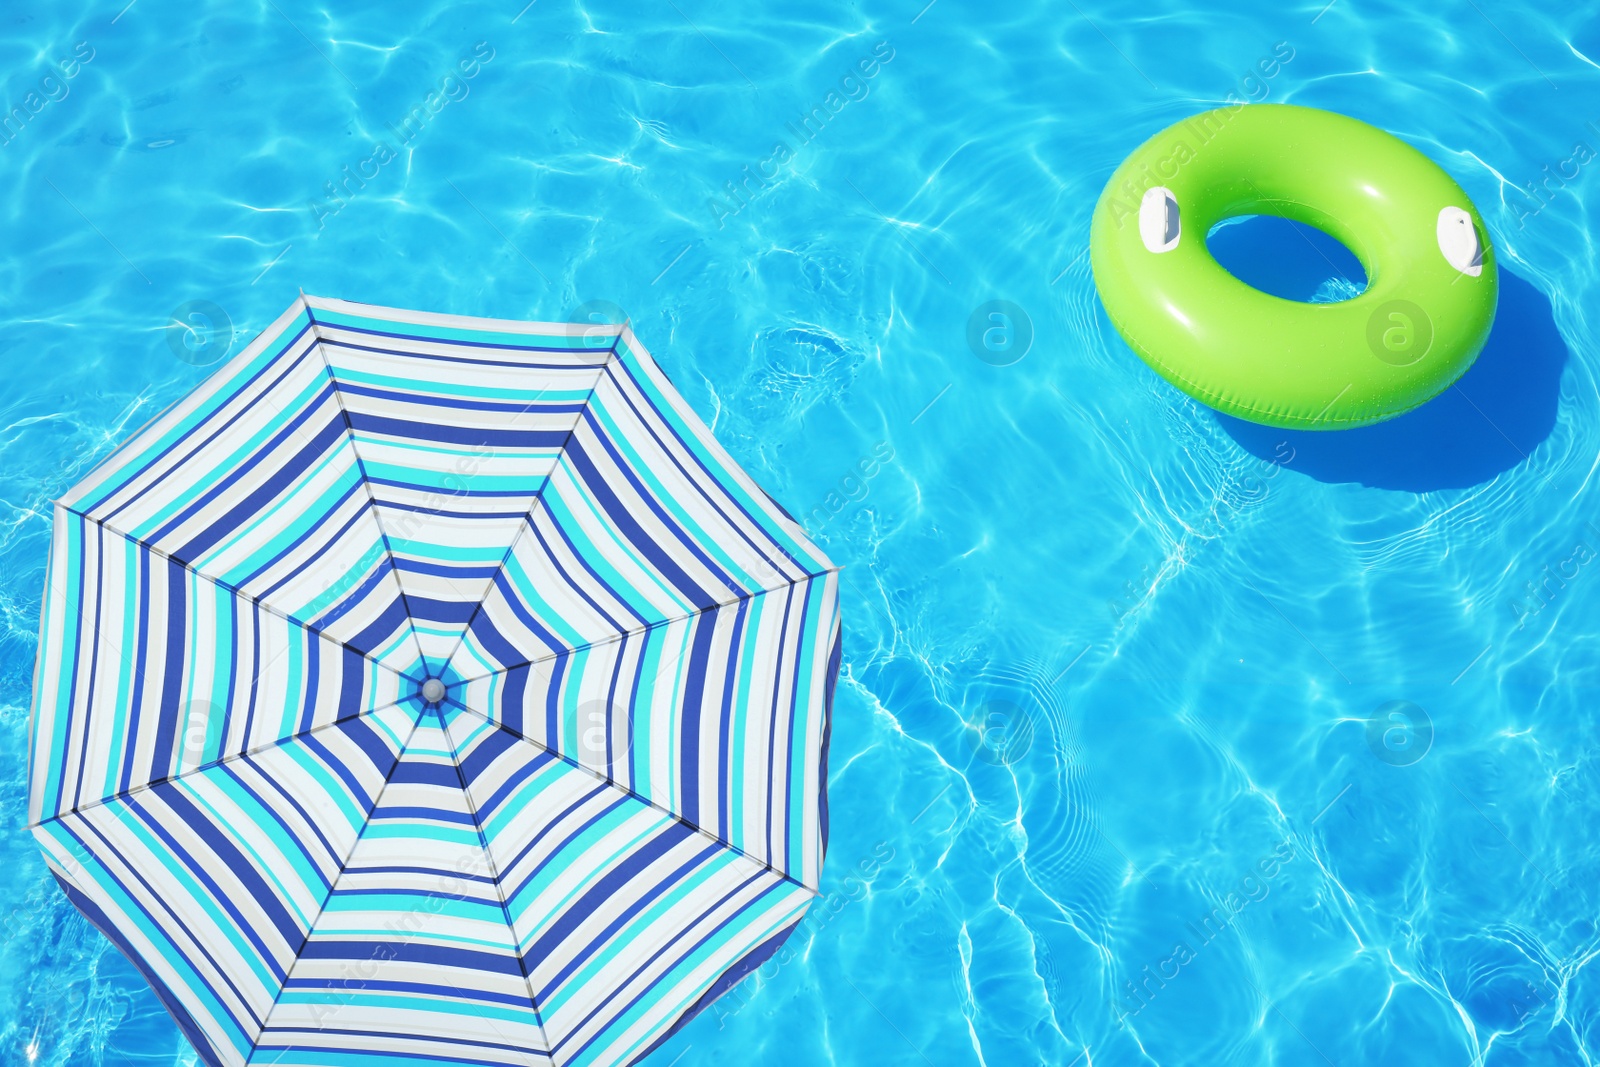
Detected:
[3,1,1599,1064]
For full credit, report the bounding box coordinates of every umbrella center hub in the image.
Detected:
[420,677,447,705]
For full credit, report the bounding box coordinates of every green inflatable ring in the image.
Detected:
[1090,104,1497,430]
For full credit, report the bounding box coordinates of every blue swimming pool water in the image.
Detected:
[3,1,1600,1064]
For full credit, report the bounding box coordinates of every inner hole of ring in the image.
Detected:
[1205,214,1369,304]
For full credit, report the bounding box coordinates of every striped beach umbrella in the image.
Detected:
[28,296,841,1067]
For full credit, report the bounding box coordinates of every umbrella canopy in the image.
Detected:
[28,295,841,1067]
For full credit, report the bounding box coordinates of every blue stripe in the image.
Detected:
[677,610,720,826]
[337,381,588,416]
[715,597,749,835]
[165,408,347,561]
[387,760,464,788]
[345,410,572,449]
[116,532,154,797]
[138,785,303,960]
[564,431,721,608]
[298,940,525,977]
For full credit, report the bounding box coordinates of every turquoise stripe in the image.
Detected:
[196,437,356,575]
[363,822,482,846]
[479,759,571,841]
[665,622,694,814]
[279,739,367,830]
[447,713,496,752]
[466,652,500,694]
[204,577,233,765]
[362,459,543,495]
[412,622,461,640]
[274,627,306,742]
[630,627,671,801]
[276,989,533,1023]
[729,591,772,844]
[364,706,412,751]
[176,571,204,780]
[506,806,665,951]
[353,428,496,460]
[501,549,604,652]
[104,800,280,992]
[554,433,699,614]
[207,467,367,588]
[385,538,508,564]
[321,891,506,925]
[303,926,518,952]
[175,773,323,929]
[30,521,64,816]
[296,540,388,621]
[586,389,770,590]
[456,667,500,723]
[259,1051,548,1067]
[366,627,416,670]
[337,366,594,402]
[352,432,558,465]
[545,464,691,620]
[365,660,394,712]
[314,306,609,352]
[560,648,590,765]
[203,754,333,898]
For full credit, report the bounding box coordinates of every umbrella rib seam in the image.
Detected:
[449,566,842,687]
[303,302,433,673]
[430,339,622,677]
[243,707,431,1063]
[57,504,414,682]
[451,704,821,898]
[31,510,417,829]
[438,709,560,1063]
[27,698,410,830]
